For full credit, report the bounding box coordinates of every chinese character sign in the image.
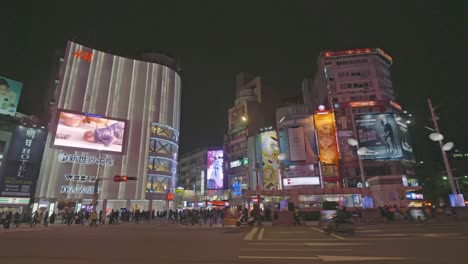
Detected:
[0,126,47,197]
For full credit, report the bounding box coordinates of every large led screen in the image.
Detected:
[259,131,280,190]
[355,113,414,161]
[314,113,339,165]
[206,150,224,189]
[0,76,22,116]
[52,110,128,154]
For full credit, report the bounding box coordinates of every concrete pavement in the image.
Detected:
[1,221,468,263]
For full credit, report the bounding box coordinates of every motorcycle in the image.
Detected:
[324,217,355,235]
[236,213,255,227]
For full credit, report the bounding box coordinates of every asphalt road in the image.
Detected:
[1,221,468,264]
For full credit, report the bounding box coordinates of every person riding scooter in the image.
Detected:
[325,207,354,234]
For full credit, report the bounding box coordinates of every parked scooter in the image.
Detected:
[324,217,355,235]
[236,213,255,227]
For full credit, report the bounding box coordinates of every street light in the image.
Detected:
[241,116,261,211]
[428,99,459,200]
[346,137,367,188]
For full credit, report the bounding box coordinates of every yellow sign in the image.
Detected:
[314,113,339,165]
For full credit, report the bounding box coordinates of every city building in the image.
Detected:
[305,48,418,206]
[176,147,228,208]
[225,73,280,206]
[34,41,182,215]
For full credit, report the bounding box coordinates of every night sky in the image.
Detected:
[1,1,467,187]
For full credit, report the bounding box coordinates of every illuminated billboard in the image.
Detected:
[207,150,223,189]
[314,113,339,165]
[52,110,128,154]
[276,105,318,166]
[355,113,414,161]
[0,126,47,197]
[259,131,280,190]
[0,76,22,116]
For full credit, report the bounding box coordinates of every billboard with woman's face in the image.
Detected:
[51,109,128,154]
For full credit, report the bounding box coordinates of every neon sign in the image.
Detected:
[74,50,93,63]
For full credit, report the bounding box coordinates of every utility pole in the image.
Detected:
[428,98,457,195]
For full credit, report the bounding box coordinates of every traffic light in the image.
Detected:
[113,175,137,182]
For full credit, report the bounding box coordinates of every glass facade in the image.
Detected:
[146,123,179,193]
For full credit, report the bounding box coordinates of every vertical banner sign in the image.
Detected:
[0,126,47,197]
[288,127,306,161]
[314,113,339,165]
[260,131,280,190]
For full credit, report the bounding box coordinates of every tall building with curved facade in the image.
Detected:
[34,41,181,214]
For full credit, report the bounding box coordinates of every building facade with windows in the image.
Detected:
[34,41,181,215]
[303,48,417,207]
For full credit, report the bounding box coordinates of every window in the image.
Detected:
[324,61,332,65]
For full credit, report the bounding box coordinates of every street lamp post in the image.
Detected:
[427,99,458,196]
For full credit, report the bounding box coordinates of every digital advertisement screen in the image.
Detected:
[259,130,280,190]
[52,110,128,154]
[355,113,413,160]
[206,150,223,189]
[314,113,339,165]
[0,76,22,116]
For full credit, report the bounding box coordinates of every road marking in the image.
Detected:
[317,255,412,262]
[364,233,408,237]
[239,256,319,260]
[311,227,324,233]
[258,228,264,240]
[331,233,345,240]
[311,226,345,239]
[423,233,461,237]
[240,248,353,252]
[244,227,258,241]
[358,229,384,232]
[248,242,367,246]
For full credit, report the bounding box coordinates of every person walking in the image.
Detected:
[90,210,98,227]
[43,211,49,227]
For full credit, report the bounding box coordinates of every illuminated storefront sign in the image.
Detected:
[230,158,248,168]
[57,153,114,166]
[0,197,30,204]
[64,174,96,182]
[283,177,320,186]
[60,185,100,194]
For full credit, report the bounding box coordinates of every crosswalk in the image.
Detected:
[239,227,414,263]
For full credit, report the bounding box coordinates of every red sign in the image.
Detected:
[74,50,93,63]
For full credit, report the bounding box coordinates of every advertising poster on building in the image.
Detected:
[314,113,339,165]
[0,76,22,116]
[0,126,47,197]
[355,113,409,160]
[259,130,280,190]
[206,150,223,189]
[52,110,127,154]
[276,105,318,166]
[288,127,306,161]
[396,117,415,161]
